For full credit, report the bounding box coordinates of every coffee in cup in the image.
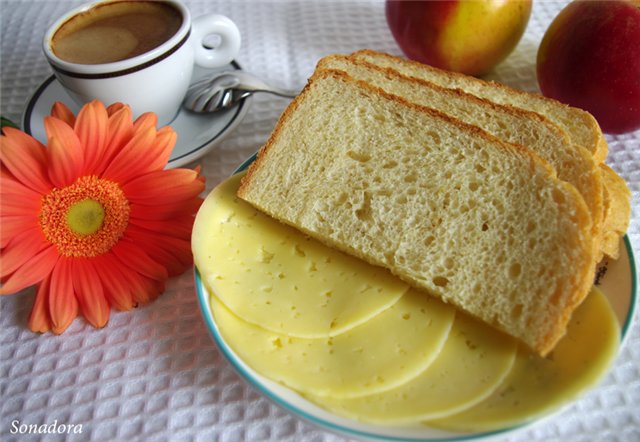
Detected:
[51,1,183,65]
[43,0,241,126]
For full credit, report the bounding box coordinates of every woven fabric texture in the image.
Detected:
[1,1,639,441]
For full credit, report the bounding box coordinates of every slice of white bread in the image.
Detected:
[598,167,631,259]
[351,49,608,163]
[600,164,632,259]
[315,54,604,260]
[352,49,630,260]
[238,70,595,356]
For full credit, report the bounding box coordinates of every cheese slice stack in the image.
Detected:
[211,289,454,398]
[427,287,620,431]
[307,311,517,422]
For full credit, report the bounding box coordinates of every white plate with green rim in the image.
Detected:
[193,153,637,441]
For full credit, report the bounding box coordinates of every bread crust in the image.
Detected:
[241,68,559,206]
[238,77,315,199]
[599,164,632,259]
[352,49,608,163]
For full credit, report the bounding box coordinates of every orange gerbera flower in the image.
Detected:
[1,100,205,334]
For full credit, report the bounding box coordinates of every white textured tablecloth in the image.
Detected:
[1,1,639,441]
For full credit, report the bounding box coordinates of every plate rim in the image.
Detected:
[21,60,251,169]
[193,153,638,441]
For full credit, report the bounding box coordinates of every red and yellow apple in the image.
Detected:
[537,0,640,134]
[385,0,532,76]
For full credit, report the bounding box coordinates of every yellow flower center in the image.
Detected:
[40,176,130,257]
[66,199,105,235]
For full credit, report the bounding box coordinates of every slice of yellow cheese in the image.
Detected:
[426,287,620,432]
[192,172,409,338]
[308,312,517,423]
[211,287,455,398]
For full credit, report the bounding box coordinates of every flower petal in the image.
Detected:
[110,238,169,281]
[49,258,79,334]
[101,126,156,183]
[50,102,76,127]
[1,226,51,278]
[1,172,43,201]
[28,276,53,333]
[47,136,84,188]
[0,246,59,295]
[0,128,52,193]
[143,126,176,172]
[108,255,164,305]
[93,105,134,175]
[1,187,41,209]
[0,216,38,248]
[92,254,134,311]
[45,115,85,187]
[129,198,203,221]
[133,112,158,132]
[106,103,126,116]
[130,272,164,305]
[72,258,110,328]
[125,224,193,276]
[44,115,83,153]
[0,194,42,217]
[74,100,109,174]
[122,168,205,204]
[0,175,42,217]
[128,215,195,239]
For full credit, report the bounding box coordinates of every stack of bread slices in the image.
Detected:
[238,50,631,357]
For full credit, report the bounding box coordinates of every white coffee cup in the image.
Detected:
[43,0,241,126]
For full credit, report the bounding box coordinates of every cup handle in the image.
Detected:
[191,14,241,68]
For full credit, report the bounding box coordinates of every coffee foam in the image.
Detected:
[51,1,182,65]
[53,27,138,65]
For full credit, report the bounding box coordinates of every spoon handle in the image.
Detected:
[232,71,298,97]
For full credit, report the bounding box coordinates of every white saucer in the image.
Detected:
[21,62,252,168]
